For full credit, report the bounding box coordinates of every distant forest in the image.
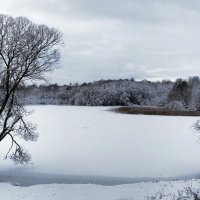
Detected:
[12,76,200,111]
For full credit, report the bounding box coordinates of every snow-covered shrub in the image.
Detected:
[165,101,185,111]
[147,186,200,200]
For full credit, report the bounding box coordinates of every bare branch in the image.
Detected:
[0,14,63,164]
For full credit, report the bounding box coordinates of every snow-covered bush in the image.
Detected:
[165,101,185,111]
[147,186,200,200]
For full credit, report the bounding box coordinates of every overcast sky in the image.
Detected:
[1,0,200,84]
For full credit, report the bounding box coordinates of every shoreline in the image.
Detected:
[0,170,200,186]
[113,106,200,116]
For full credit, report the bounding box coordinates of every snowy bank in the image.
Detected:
[1,179,200,200]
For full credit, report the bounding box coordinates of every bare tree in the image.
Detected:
[0,14,63,164]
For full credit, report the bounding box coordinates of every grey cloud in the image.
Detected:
[1,0,200,84]
[60,0,200,24]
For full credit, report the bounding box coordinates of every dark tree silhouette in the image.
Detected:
[168,78,191,105]
[0,14,63,164]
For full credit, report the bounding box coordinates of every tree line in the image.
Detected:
[12,76,200,111]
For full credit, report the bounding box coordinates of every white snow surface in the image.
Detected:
[1,179,200,200]
[1,106,200,178]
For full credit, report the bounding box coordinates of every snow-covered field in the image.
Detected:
[1,106,200,199]
[1,106,200,178]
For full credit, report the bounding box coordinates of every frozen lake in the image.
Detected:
[1,106,200,184]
